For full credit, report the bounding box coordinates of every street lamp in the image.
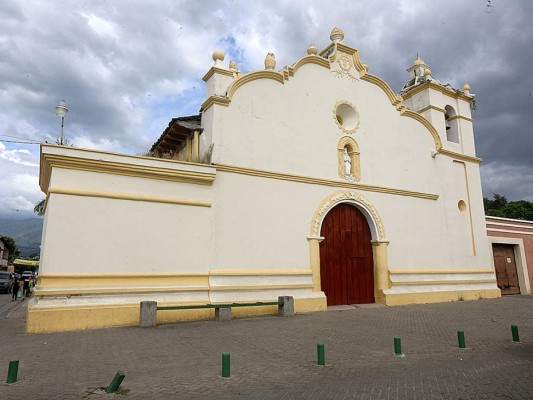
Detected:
[55,100,68,145]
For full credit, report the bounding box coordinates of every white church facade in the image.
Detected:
[30,28,500,333]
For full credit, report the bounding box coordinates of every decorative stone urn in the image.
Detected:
[264,53,276,70]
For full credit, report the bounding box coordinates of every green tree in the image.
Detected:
[0,235,20,263]
[484,193,533,221]
[34,198,46,216]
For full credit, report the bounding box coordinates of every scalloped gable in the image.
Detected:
[201,40,444,151]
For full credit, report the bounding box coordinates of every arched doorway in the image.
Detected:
[319,203,375,305]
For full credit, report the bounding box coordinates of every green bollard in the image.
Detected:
[106,371,125,393]
[222,352,231,378]
[317,342,325,366]
[394,337,402,356]
[457,331,466,349]
[7,360,19,384]
[512,325,520,343]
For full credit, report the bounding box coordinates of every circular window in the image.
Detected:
[458,200,467,212]
[334,101,360,134]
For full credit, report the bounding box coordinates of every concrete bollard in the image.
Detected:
[139,301,157,327]
[215,307,232,322]
[278,296,294,317]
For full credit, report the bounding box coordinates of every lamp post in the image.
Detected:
[55,100,68,145]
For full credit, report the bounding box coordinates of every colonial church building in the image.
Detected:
[31,28,501,333]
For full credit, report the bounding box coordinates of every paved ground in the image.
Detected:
[0,293,532,399]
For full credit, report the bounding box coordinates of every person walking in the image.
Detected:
[11,276,19,301]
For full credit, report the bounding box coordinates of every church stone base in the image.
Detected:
[384,288,501,306]
[26,296,327,334]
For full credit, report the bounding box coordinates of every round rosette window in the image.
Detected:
[334,101,360,134]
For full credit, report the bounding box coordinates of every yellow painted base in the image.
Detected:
[384,289,501,306]
[26,296,328,334]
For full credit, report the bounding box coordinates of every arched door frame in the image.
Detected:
[308,190,390,303]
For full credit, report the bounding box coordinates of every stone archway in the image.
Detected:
[308,190,389,304]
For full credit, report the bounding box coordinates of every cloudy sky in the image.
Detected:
[0,0,532,220]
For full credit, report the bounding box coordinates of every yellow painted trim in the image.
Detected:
[392,279,497,285]
[192,131,199,162]
[439,149,482,164]
[227,70,284,99]
[385,289,501,306]
[26,297,327,333]
[290,54,331,73]
[47,187,212,208]
[202,66,235,82]
[40,273,208,279]
[34,286,208,296]
[40,151,216,192]
[361,74,443,150]
[389,269,494,274]
[200,95,231,111]
[454,160,476,255]
[216,163,439,200]
[209,269,312,276]
[210,284,313,291]
[402,81,473,102]
[417,105,446,114]
[402,110,443,149]
[38,274,209,288]
[310,190,386,241]
[448,115,474,123]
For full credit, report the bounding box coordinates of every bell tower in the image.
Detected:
[400,56,476,157]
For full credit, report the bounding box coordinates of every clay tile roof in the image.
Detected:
[149,114,202,154]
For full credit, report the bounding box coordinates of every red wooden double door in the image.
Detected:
[319,203,375,305]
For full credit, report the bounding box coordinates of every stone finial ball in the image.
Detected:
[424,68,431,76]
[463,83,471,91]
[307,43,318,55]
[212,50,225,62]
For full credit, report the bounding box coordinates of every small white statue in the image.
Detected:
[343,148,351,176]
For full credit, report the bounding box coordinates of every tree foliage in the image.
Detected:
[0,235,20,263]
[34,198,46,216]
[484,193,533,221]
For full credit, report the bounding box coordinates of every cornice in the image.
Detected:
[417,105,446,114]
[402,81,473,102]
[40,151,216,192]
[215,163,439,200]
[202,66,235,82]
[200,95,231,111]
[439,149,482,164]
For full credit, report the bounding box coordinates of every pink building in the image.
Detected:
[486,216,532,296]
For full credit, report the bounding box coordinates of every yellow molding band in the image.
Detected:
[40,273,208,279]
[210,268,312,276]
[392,279,497,286]
[34,286,208,296]
[47,187,212,208]
[448,115,474,123]
[39,274,209,288]
[226,70,284,99]
[200,95,231,111]
[290,55,331,72]
[216,163,439,200]
[210,284,313,291]
[202,66,235,82]
[417,105,446,114]
[40,152,216,192]
[439,149,482,164]
[389,269,494,274]
[385,289,501,306]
